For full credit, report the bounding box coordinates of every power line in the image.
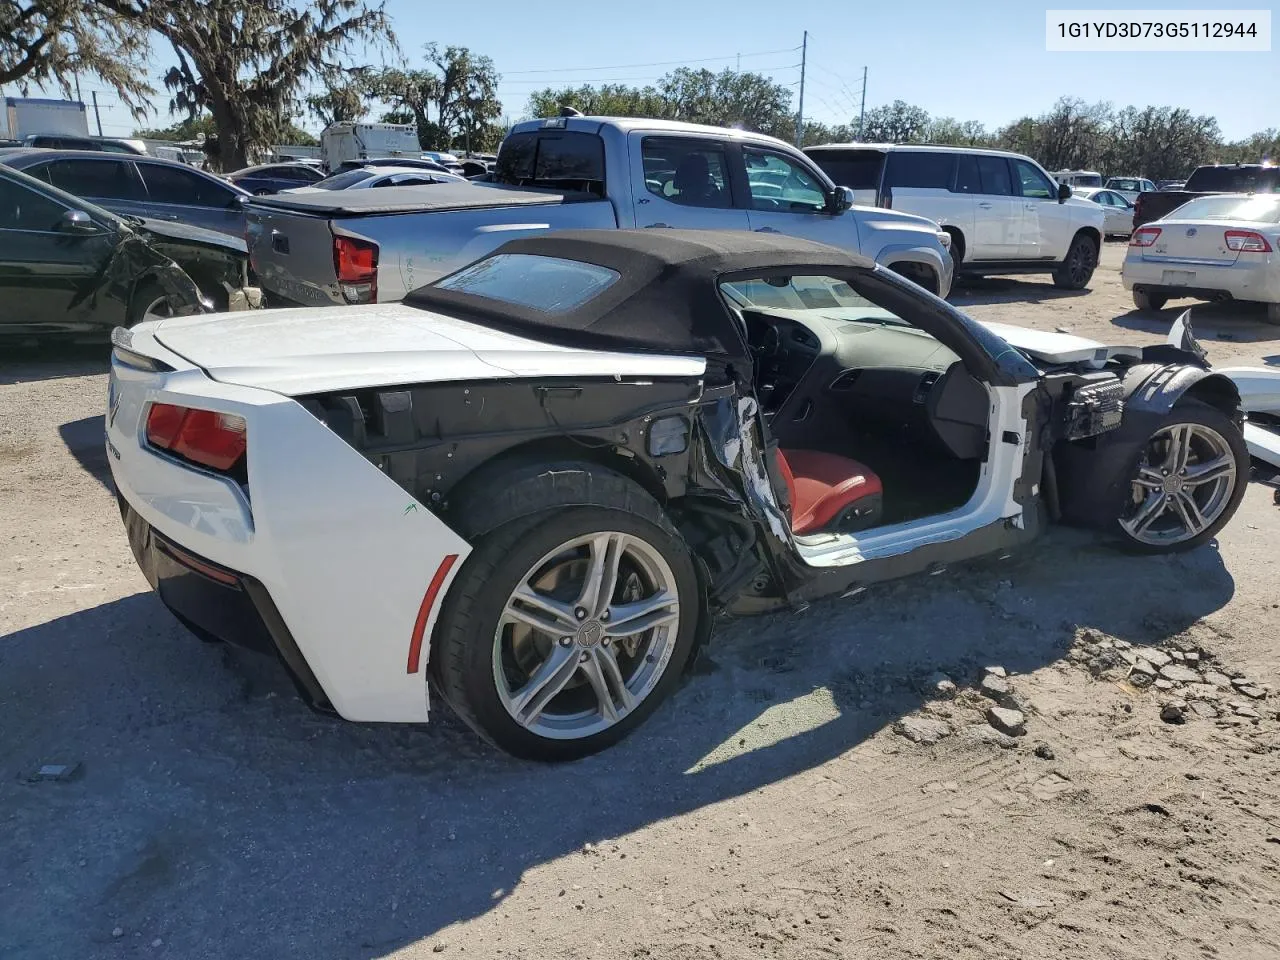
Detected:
[497,63,803,87]
[500,46,800,76]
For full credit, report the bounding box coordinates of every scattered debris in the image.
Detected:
[985,666,1008,679]
[1154,679,1176,691]
[986,706,1026,737]
[979,672,1018,706]
[112,928,123,939]
[894,716,953,745]
[1203,670,1233,688]
[1188,701,1219,719]
[1159,664,1201,684]
[1033,742,1055,760]
[24,762,82,783]
[927,672,957,699]
[1160,702,1187,725]
[958,725,1019,750]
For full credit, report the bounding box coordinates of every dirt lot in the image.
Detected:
[3,244,1280,959]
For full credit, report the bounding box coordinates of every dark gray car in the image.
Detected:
[0,148,250,238]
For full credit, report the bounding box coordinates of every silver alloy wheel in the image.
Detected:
[1119,422,1237,546]
[492,531,681,740]
[140,295,176,323]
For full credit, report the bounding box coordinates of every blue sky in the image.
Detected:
[60,0,1279,140]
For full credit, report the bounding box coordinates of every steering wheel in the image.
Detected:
[755,325,782,360]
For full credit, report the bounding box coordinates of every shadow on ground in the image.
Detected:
[0,343,110,386]
[59,416,111,490]
[0,526,1236,959]
[948,276,1091,308]
[1110,302,1280,343]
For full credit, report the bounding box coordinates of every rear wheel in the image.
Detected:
[432,473,700,761]
[1116,400,1248,553]
[126,281,178,326]
[1052,233,1098,290]
[1132,289,1168,312]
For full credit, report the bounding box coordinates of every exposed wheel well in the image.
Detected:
[1073,226,1102,255]
[1181,374,1242,419]
[887,260,939,295]
[941,226,964,262]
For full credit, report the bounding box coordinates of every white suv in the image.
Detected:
[806,144,1106,290]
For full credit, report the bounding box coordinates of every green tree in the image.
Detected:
[370,43,501,152]
[134,113,216,141]
[307,72,370,127]
[526,83,667,120]
[98,0,394,171]
[1,0,151,111]
[860,100,930,143]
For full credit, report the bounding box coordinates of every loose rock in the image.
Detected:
[1033,741,1055,760]
[1160,702,1187,724]
[986,706,1026,737]
[927,672,957,699]
[958,725,1019,750]
[894,716,953,745]
[1202,670,1233,689]
[1233,705,1262,720]
[1237,685,1267,701]
[985,666,1008,678]
[979,673,1017,705]
[1188,701,1218,719]
[1159,664,1201,684]
[1133,647,1172,668]
[1154,679,1176,691]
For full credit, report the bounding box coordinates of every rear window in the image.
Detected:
[312,169,374,190]
[1185,166,1280,193]
[1171,195,1280,223]
[884,151,956,189]
[1107,178,1142,192]
[434,254,619,313]
[805,149,885,190]
[495,131,606,193]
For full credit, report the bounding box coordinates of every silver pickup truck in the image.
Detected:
[246,116,954,307]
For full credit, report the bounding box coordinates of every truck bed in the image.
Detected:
[247,182,596,218]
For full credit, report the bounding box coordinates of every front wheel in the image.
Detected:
[1053,233,1098,290]
[1116,400,1249,553]
[432,490,701,761]
[126,281,179,327]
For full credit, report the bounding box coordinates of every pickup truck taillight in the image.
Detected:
[1130,227,1161,247]
[146,403,247,473]
[1224,229,1273,253]
[333,234,379,304]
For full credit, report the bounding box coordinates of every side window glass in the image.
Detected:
[975,156,1013,196]
[1013,159,1055,200]
[885,151,955,190]
[43,159,142,200]
[954,155,982,193]
[743,148,826,212]
[642,138,732,209]
[141,165,232,206]
[0,177,67,231]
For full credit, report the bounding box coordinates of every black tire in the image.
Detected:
[1114,399,1249,554]
[1052,232,1098,290]
[1132,289,1168,312]
[432,465,701,761]
[1265,302,1280,326]
[126,280,177,327]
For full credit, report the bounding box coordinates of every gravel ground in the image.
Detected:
[3,244,1280,959]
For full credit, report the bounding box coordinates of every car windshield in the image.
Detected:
[311,169,375,190]
[1172,194,1280,223]
[433,254,620,313]
[720,275,907,325]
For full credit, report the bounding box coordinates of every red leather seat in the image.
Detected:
[776,448,883,536]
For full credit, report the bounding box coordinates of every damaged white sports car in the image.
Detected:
[107,230,1261,760]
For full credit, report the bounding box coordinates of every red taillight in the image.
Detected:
[1130,227,1161,247]
[333,234,378,303]
[1224,229,1273,253]
[146,403,247,472]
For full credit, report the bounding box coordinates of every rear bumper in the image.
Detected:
[1121,256,1280,304]
[119,494,333,711]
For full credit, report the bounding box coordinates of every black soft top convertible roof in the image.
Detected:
[405,229,875,365]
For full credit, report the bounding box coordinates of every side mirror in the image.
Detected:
[1057,182,1072,203]
[829,185,854,214]
[58,209,101,235]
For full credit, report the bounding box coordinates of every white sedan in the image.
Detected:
[1074,187,1135,239]
[1122,193,1280,323]
[282,165,467,194]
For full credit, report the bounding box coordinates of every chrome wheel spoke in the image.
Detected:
[508,644,581,727]
[1125,492,1169,535]
[1182,454,1233,487]
[1134,466,1165,490]
[1171,491,1207,534]
[582,646,634,723]
[576,533,625,617]
[604,592,679,637]
[1162,424,1192,473]
[505,585,580,636]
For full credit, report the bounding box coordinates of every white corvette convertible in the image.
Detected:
[108,230,1257,760]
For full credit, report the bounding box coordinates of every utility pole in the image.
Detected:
[795,30,808,147]
[858,66,867,139]
[91,91,103,137]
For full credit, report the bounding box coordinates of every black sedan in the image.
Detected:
[0,165,255,341]
[226,162,326,195]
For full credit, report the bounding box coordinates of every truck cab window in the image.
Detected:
[641,139,731,209]
[743,148,826,212]
[494,131,605,196]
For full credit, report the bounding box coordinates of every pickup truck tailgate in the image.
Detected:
[245,182,617,307]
